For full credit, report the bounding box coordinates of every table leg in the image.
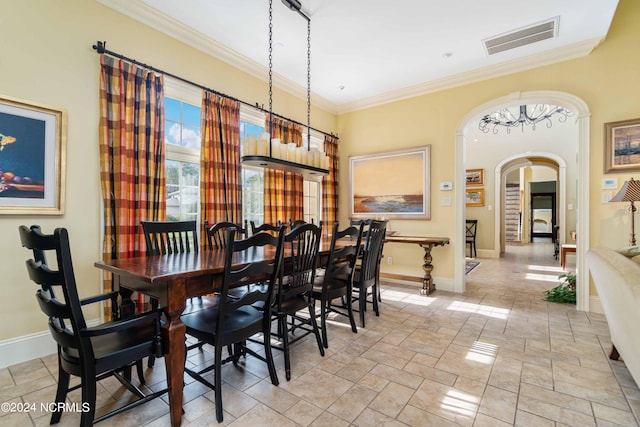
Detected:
[419,243,436,295]
[164,314,186,427]
[162,279,187,427]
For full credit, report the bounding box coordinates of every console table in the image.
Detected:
[384,236,450,295]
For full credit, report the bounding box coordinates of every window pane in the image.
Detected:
[181,124,201,149]
[241,118,265,224]
[165,97,181,122]
[166,160,180,185]
[182,162,199,186]
[165,159,199,221]
[241,122,264,139]
[166,122,182,146]
[182,103,201,126]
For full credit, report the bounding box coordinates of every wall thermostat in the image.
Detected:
[439,181,453,191]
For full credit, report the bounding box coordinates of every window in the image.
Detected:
[162,80,323,226]
[302,129,324,225]
[303,180,319,224]
[239,105,324,226]
[164,79,201,222]
[240,106,266,225]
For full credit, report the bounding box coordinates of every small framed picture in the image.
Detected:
[465,168,484,186]
[602,177,618,189]
[604,118,640,173]
[466,188,485,207]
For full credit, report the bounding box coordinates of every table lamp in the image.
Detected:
[609,177,640,246]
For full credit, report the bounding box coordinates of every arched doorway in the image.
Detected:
[495,154,567,254]
[454,91,590,311]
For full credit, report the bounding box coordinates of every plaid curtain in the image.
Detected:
[264,117,304,224]
[200,91,241,244]
[99,55,165,264]
[322,134,339,227]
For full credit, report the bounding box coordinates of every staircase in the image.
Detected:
[505,184,521,242]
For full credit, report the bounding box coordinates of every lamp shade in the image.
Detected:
[609,178,640,203]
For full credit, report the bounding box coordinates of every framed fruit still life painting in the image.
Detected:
[0,95,66,214]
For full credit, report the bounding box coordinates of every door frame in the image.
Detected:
[530,191,557,241]
[454,90,590,311]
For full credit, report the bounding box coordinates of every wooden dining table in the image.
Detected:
[94,235,340,427]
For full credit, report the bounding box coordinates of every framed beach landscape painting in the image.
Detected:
[349,145,430,220]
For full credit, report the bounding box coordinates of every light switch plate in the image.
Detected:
[439,181,453,191]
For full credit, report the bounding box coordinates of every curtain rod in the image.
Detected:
[92,41,338,140]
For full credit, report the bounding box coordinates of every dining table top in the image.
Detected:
[94,234,345,284]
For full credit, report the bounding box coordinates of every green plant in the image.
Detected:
[558,271,576,290]
[544,272,576,304]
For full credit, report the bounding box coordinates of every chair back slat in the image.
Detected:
[35,288,71,319]
[141,220,198,255]
[250,221,281,236]
[46,318,78,349]
[25,259,65,288]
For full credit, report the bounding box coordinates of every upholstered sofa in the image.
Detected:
[586,246,640,385]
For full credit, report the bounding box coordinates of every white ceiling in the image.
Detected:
[98,0,619,114]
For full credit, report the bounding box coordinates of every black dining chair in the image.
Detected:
[465,219,478,258]
[141,219,208,365]
[311,221,364,348]
[182,227,284,422]
[352,219,387,328]
[271,222,325,380]
[350,218,384,303]
[18,225,167,427]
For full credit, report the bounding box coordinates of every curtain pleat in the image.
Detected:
[264,117,303,225]
[322,134,339,227]
[200,91,242,243]
[99,55,165,264]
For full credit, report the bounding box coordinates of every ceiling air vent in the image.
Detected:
[483,17,559,56]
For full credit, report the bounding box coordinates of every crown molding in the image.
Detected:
[96,0,337,114]
[334,37,604,114]
[97,1,603,116]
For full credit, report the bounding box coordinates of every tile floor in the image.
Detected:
[2,242,639,426]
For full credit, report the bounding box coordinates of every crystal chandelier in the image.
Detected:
[478,104,573,134]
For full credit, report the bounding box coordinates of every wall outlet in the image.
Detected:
[387,256,393,265]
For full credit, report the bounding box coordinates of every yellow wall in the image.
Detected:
[338,0,640,281]
[1,0,639,345]
[0,0,336,342]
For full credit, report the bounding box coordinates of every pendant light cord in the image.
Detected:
[268,0,274,142]
[307,18,311,151]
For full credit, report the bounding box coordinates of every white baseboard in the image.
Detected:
[589,296,604,314]
[0,319,101,369]
[476,249,500,259]
[380,274,454,292]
